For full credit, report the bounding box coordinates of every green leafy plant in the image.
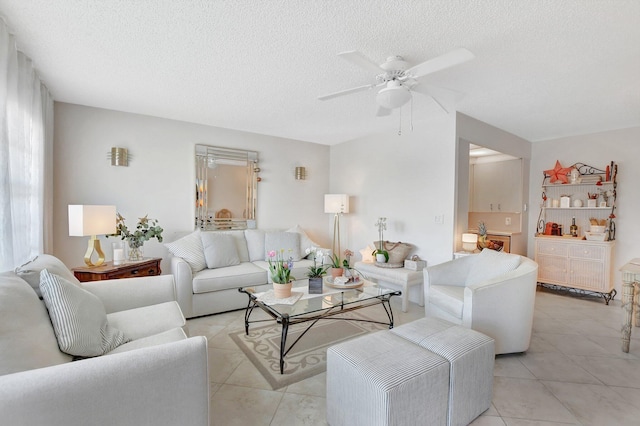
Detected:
[267,249,295,284]
[329,253,343,269]
[110,213,163,248]
[305,247,329,278]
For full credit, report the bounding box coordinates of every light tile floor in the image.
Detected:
[187,288,640,425]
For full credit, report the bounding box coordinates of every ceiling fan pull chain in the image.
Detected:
[398,106,402,136]
[410,94,414,132]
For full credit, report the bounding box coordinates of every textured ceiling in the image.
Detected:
[0,0,638,145]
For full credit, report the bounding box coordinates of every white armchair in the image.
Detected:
[424,250,538,354]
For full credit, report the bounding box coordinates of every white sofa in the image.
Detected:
[423,249,538,354]
[168,227,324,318]
[0,255,209,426]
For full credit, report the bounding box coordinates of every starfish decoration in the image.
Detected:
[544,161,572,184]
[359,245,374,263]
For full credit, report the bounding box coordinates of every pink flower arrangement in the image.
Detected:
[267,249,294,284]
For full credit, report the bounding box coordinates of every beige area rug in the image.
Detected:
[229,310,388,389]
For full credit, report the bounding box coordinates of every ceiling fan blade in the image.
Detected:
[338,50,384,74]
[411,85,450,114]
[376,106,392,117]
[318,84,376,101]
[406,48,474,78]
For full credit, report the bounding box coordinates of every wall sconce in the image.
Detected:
[108,147,129,166]
[462,233,478,252]
[295,166,306,180]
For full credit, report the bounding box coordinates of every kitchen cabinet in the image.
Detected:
[471,159,522,212]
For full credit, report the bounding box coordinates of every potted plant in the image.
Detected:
[306,247,328,294]
[267,249,295,298]
[372,217,389,263]
[110,213,163,261]
[329,253,344,277]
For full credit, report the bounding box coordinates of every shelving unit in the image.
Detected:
[534,162,618,303]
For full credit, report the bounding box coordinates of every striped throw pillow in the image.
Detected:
[39,269,129,357]
[165,229,207,272]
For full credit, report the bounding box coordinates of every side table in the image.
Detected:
[72,257,162,282]
[353,261,424,312]
[621,258,640,352]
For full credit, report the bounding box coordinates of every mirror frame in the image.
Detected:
[195,144,259,230]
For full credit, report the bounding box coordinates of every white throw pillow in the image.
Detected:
[245,229,266,262]
[201,233,241,269]
[164,229,206,273]
[265,232,301,261]
[286,225,320,258]
[16,254,80,297]
[465,249,521,287]
[39,269,129,357]
[214,230,250,262]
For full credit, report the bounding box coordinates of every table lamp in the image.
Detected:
[69,205,116,267]
[462,233,478,252]
[324,194,349,259]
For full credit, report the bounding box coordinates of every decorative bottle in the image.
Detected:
[570,217,578,237]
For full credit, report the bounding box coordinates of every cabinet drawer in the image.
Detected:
[109,264,160,279]
[537,241,568,257]
[569,245,605,260]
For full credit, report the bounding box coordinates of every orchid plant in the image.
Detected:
[372,217,389,262]
[267,249,294,284]
[305,247,329,278]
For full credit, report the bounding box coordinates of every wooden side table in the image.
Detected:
[621,258,640,352]
[72,257,162,282]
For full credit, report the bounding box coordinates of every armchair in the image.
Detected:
[424,249,538,354]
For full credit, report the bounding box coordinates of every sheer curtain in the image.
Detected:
[0,19,54,271]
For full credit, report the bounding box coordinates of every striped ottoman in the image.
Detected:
[391,317,495,426]
[326,330,450,426]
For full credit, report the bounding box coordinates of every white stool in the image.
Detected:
[327,330,449,426]
[391,317,495,426]
[354,261,424,312]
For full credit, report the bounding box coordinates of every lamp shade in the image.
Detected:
[324,194,349,214]
[68,205,116,236]
[462,233,478,252]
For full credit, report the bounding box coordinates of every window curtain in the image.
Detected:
[0,19,54,271]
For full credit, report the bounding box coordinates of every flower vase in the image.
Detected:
[308,277,323,294]
[273,282,293,299]
[127,238,144,261]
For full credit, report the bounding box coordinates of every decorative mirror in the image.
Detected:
[195,144,259,230]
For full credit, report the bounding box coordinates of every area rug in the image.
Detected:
[229,310,388,389]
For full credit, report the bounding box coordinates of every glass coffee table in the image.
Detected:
[239,279,401,374]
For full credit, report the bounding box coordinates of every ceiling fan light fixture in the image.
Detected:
[376,84,411,109]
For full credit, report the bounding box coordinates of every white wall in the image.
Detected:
[328,113,458,270]
[527,126,640,294]
[53,103,330,271]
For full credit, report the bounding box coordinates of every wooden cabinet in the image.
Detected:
[471,159,522,212]
[535,237,615,303]
[72,258,162,282]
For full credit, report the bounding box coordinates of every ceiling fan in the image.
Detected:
[318,48,474,116]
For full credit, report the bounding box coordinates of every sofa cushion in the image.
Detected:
[106,301,186,341]
[201,232,240,269]
[265,231,301,261]
[465,249,521,287]
[39,270,130,357]
[245,229,265,262]
[192,262,266,294]
[0,273,72,375]
[429,285,465,319]
[286,225,321,258]
[214,230,250,262]
[16,254,80,298]
[106,327,187,355]
[165,229,207,273]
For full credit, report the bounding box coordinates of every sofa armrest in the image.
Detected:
[171,256,195,318]
[81,274,177,314]
[0,336,209,426]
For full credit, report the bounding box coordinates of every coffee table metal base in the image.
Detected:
[240,289,400,374]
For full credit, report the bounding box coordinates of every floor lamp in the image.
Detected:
[324,194,349,258]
